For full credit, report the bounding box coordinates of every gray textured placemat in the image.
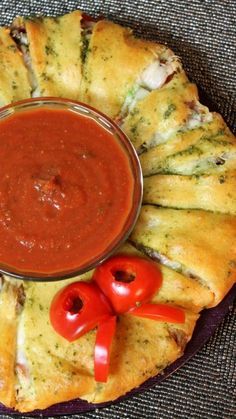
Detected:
[0,1,235,418]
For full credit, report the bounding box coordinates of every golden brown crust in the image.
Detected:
[21,11,83,98]
[143,171,236,215]
[122,71,199,151]
[80,20,177,118]
[131,206,236,307]
[0,27,31,105]
[140,113,232,176]
[15,277,96,412]
[87,310,198,404]
[153,265,214,311]
[157,134,236,176]
[0,280,19,408]
[14,275,198,411]
[119,243,214,312]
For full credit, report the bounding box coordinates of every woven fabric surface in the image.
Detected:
[0,1,235,418]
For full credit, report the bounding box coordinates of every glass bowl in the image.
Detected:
[0,98,143,281]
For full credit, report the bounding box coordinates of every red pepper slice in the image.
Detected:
[50,256,186,384]
[50,282,113,341]
[94,316,116,382]
[93,255,162,313]
[129,303,185,323]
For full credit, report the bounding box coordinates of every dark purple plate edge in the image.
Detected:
[1,284,235,417]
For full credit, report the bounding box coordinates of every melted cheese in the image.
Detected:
[122,71,200,152]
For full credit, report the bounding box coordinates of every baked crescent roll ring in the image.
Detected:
[0,8,234,413]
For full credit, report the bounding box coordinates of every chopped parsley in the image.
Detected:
[45,44,58,56]
[164,103,176,119]
[81,36,90,63]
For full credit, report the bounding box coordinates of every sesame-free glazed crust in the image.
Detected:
[131,206,236,307]
[143,171,236,215]
[12,11,83,98]
[0,28,31,105]
[0,281,19,408]
[80,20,180,119]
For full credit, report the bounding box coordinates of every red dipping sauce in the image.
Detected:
[0,99,142,278]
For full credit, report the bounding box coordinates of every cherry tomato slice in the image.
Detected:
[93,255,162,313]
[50,282,113,342]
[94,316,116,382]
[129,303,185,323]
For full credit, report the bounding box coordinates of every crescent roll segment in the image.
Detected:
[140,113,232,176]
[157,132,236,175]
[13,11,83,98]
[122,71,201,152]
[14,260,198,411]
[0,27,31,105]
[88,310,198,404]
[143,171,236,215]
[80,20,177,118]
[15,275,97,413]
[0,280,19,408]
[131,206,236,307]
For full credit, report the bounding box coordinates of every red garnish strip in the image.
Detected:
[94,316,116,382]
[129,303,185,323]
[50,255,185,383]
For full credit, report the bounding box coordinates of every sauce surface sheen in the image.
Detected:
[0,108,134,274]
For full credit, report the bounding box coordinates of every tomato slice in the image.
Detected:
[94,316,116,382]
[129,303,185,323]
[50,282,113,341]
[93,255,162,313]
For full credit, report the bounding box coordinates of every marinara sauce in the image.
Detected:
[0,105,136,276]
